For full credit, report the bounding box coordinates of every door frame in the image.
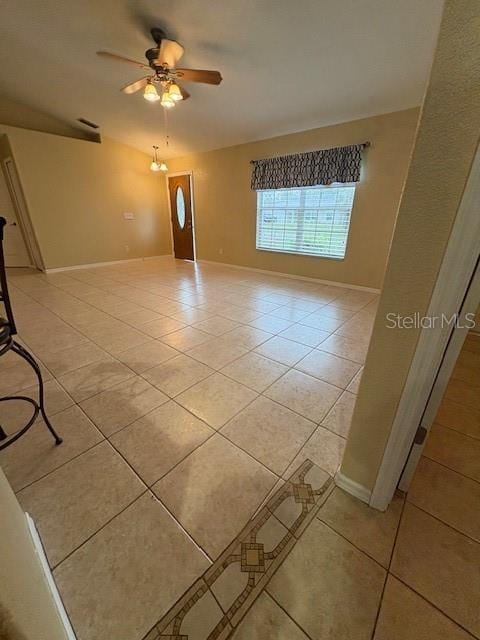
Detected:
[398,257,480,490]
[369,144,480,510]
[2,157,44,270]
[165,170,196,261]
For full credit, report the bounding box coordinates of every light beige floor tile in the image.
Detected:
[0,405,103,492]
[187,336,249,370]
[248,315,293,334]
[170,307,214,324]
[80,376,168,436]
[335,312,375,341]
[232,592,309,640]
[143,353,213,397]
[217,306,262,323]
[278,323,330,347]
[322,390,357,437]
[435,397,480,439]
[110,401,214,485]
[91,326,150,355]
[268,306,310,322]
[139,316,187,338]
[264,370,341,423]
[319,333,370,364]
[181,587,229,640]
[0,379,74,434]
[54,493,210,640]
[220,352,288,392]
[40,342,110,377]
[160,326,213,351]
[391,503,480,636]
[17,441,144,566]
[374,576,473,640]
[192,315,240,336]
[423,423,480,481]
[295,349,361,388]
[176,373,257,429]
[267,519,385,640]
[284,425,346,477]
[221,396,316,475]
[346,366,363,393]
[299,312,346,332]
[120,308,164,326]
[116,340,178,374]
[152,435,277,558]
[57,358,135,402]
[312,305,356,321]
[0,355,52,396]
[408,456,480,542]
[318,488,404,567]
[225,325,273,349]
[255,336,312,366]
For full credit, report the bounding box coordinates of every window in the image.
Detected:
[256,183,356,259]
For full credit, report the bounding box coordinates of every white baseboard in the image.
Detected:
[44,254,170,274]
[26,513,77,639]
[334,471,372,504]
[196,259,380,293]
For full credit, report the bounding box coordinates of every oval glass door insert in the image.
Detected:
[176,186,186,229]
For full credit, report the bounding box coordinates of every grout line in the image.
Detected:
[420,452,480,486]
[402,500,480,545]
[265,589,318,640]
[385,573,479,639]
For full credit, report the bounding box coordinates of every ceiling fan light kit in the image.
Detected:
[97,27,222,111]
[98,28,222,170]
[143,80,160,102]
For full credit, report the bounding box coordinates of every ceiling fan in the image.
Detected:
[97,28,222,108]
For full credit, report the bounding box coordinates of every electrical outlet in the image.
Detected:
[219,248,224,255]
[123,212,134,220]
[125,245,130,253]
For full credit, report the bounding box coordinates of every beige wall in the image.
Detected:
[0,94,97,142]
[166,108,419,289]
[341,0,480,491]
[0,469,68,640]
[0,125,172,269]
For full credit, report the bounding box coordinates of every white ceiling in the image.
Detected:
[0,0,444,158]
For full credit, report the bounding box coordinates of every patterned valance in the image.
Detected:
[250,143,365,190]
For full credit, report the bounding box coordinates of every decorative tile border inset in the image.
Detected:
[143,459,334,640]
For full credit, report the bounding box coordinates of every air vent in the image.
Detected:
[77,118,99,129]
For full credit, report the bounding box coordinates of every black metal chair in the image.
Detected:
[0,216,62,450]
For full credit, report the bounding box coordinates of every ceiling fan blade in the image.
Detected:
[154,39,185,68]
[121,76,150,94]
[97,51,149,69]
[175,68,222,85]
[178,84,190,100]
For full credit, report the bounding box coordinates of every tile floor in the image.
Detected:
[0,257,375,640]
[1,258,477,640]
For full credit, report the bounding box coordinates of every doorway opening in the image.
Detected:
[167,172,195,261]
[0,159,32,267]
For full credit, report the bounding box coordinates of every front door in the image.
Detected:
[168,174,194,260]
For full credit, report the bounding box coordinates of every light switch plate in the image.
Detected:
[123,212,135,220]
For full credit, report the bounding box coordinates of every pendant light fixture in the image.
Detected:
[150,145,167,172]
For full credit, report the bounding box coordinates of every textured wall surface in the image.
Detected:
[341,0,480,491]
[166,108,419,289]
[0,126,171,269]
[0,469,68,640]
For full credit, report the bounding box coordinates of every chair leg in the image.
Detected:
[11,341,63,446]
